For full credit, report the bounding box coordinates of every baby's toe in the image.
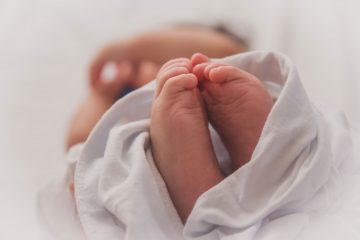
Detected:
[206,65,252,84]
[190,53,209,67]
[193,63,225,82]
[161,73,198,98]
[155,66,190,97]
[159,58,191,72]
[155,58,193,97]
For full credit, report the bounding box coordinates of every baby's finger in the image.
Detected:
[89,57,106,88]
[115,61,135,82]
[89,45,119,88]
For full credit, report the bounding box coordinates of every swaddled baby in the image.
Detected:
[66,25,271,223]
[40,24,360,240]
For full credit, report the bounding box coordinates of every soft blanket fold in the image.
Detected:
[74,51,360,240]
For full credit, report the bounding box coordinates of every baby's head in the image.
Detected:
[135,24,248,86]
[173,23,248,57]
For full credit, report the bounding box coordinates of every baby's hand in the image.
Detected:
[90,39,161,100]
[89,41,136,90]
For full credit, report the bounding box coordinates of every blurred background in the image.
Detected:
[0,0,359,239]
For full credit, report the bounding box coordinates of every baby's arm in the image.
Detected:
[65,91,115,150]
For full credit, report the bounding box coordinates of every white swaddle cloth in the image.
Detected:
[73,51,360,240]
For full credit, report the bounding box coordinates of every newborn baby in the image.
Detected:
[40,50,360,240]
[41,24,360,240]
[150,53,273,222]
[67,52,274,223]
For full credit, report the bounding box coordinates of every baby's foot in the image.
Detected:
[150,58,223,223]
[192,53,273,170]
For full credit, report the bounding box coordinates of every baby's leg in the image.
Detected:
[150,58,223,223]
[192,53,273,171]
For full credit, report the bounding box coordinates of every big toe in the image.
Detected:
[207,64,257,84]
[160,73,198,99]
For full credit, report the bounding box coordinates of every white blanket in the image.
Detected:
[69,51,360,239]
[3,1,359,239]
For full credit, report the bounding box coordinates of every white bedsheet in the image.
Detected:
[70,51,360,239]
[1,0,359,239]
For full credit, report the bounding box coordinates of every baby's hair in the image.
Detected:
[212,24,249,51]
[172,22,249,51]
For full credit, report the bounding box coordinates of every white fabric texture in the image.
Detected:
[2,1,359,239]
[73,51,360,239]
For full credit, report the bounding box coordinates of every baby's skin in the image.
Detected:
[191,53,273,169]
[150,58,224,222]
[66,61,160,150]
[150,54,273,223]
[66,61,142,194]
